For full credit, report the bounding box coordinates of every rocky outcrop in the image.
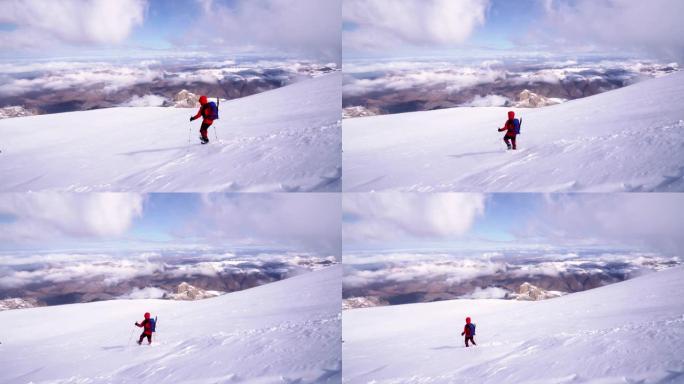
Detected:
[172,90,201,108]
[0,297,41,311]
[514,89,564,108]
[512,282,565,301]
[342,296,389,310]
[0,106,37,119]
[343,106,379,119]
[167,282,223,301]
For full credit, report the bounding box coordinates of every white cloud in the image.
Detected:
[460,286,509,299]
[460,94,509,107]
[343,193,485,243]
[343,0,489,51]
[121,94,167,107]
[527,194,684,253]
[539,0,684,60]
[193,194,341,256]
[0,0,147,50]
[189,0,341,62]
[119,287,168,299]
[0,193,144,242]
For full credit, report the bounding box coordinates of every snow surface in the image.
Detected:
[343,266,684,384]
[0,73,341,192]
[343,71,684,192]
[0,266,341,384]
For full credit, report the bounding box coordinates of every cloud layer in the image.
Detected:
[0,249,336,305]
[343,249,680,304]
[343,58,677,114]
[0,58,334,114]
[343,0,489,51]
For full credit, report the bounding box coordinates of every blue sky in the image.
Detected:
[342,0,684,61]
[468,0,546,50]
[0,0,341,62]
[343,193,684,254]
[0,193,341,254]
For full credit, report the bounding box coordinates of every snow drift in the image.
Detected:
[0,266,341,384]
[0,73,341,192]
[343,71,684,192]
[343,266,684,384]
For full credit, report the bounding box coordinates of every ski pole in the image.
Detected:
[213,125,219,142]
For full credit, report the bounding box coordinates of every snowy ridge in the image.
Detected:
[0,73,341,192]
[0,266,342,384]
[343,71,684,192]
[343,266,684,384]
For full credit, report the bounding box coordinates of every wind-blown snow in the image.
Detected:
[343,71,684,192]
[343,266,684,384]
[0,266,341,384]
[0,73,341,192]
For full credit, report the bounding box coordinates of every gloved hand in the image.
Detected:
[135,322,139,326]
[190,116,195,122]
[461,332,464,336]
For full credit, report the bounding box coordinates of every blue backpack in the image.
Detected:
[207,100,219,120]
[512,118,522,134]
[149,317,157,332]
[467,323,476,335]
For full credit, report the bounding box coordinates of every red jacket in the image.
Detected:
[498,119,517,137]
[193,103,214,125]
[136,318,153,335]
[463,324,474,337]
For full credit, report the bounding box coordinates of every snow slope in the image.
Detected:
[0,73,341,192]
[343,267,684,384]
[343,71,684,192]
[0,266,341,384]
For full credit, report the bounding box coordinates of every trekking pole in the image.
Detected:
[127,326,136,345]
[214,97,220,143]
[187,123,192,152]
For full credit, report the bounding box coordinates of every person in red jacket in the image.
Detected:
[135,312,153,345]
[461,316,476,347]
[190,95,214,144]
[498,110,518,150]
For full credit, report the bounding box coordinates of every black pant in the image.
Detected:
[200,122,211,140]
[138,333,152,344]
[465,336,476,347]
[504,135,516,149]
